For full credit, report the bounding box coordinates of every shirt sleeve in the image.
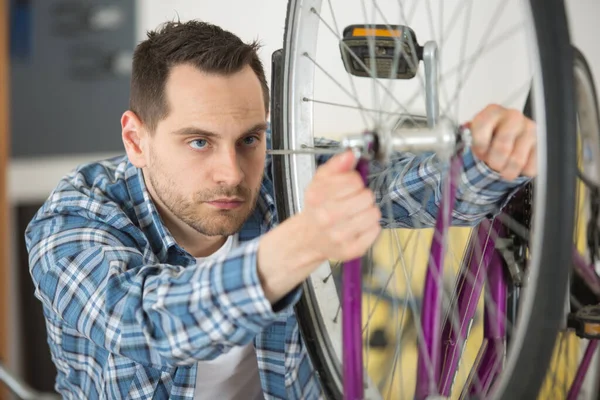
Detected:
[313,137,530,228]
[25,206,301,369]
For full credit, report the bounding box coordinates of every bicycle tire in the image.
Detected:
[574,46,600,135]
[271,1,576,398]
[569,45,600,313]
[565,45,600,400]
[537,44,600,400]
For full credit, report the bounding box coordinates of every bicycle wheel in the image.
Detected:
[271,1,575,398]
[537,46,600,400]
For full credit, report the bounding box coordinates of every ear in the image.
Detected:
[121,110,148,168]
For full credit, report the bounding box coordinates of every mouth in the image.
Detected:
[206,198,244,210]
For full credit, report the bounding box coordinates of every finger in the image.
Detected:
[499,129,536,180]
[330,205,381,244]
[339,223,382,261]
[316,149,356,175]
[521,145,537,177]
[520,120,538,177]
[484,110,528,172]
[306,171,365,206]
[470,104,505,158]
[321,171,366,199]
[325,188,375,224]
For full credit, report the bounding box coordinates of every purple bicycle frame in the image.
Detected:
[414,153,600,398]
[342,153,600,399]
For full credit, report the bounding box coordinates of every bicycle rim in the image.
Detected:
[272,0,575,398]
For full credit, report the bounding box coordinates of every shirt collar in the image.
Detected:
[123,160,180,259]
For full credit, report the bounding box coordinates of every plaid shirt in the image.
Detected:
[25,136,526,399]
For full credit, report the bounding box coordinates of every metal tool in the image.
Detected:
[267,147,344,156]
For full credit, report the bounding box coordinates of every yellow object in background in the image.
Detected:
[363,226,483,399]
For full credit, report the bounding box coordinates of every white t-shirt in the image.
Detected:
[193,235,264,400]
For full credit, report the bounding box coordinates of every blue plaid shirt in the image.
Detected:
[25,138,526,399]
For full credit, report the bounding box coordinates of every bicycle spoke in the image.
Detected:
[383,21,525,128]
[440,21,525,89]
[440,5,520,118]
[325,0,372,129]
[469,224,512,395]
[386,268,406,399]
[433,166,488,393]
[304,52,376,124]
[453,0,474,122]
[360,0,382,129]
[309,7,423,129]
[333,302,342,324]
[500,79,533,111]
[373,154,522,397]
[424,0,453,112]
[378,0,407,120]
[440,0,475,47]
[303,97,408,117]
[372,0,426,119]
[366,165,442,387]
[323,260,343,284]
[280,2,572,398]
[361,236,414,333]
[392,163,455,394]
[444,0,509,102]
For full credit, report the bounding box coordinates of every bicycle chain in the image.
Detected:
[587,186,600,263]
[567,177,600,337]
[500,181,533,286]
[505,181,533,232]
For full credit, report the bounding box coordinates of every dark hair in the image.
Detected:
[130,20,270,132]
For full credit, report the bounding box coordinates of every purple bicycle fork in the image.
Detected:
[415,153,465,399]
[342,158,369,400]
[414,150,512,399]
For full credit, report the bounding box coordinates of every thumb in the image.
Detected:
[319,150,357,174]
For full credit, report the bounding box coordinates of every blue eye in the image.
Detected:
[242,136,258,146]
[190,139,208,150]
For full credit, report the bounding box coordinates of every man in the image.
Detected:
[25,20,535,399]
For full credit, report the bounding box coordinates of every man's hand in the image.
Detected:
[301,150,382,262]
[470,104,537,181]
[257,151,381,304]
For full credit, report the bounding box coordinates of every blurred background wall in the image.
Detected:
[1,1,599,398]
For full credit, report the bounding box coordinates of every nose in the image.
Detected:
[211,146,244,187]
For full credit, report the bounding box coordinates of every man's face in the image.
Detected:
[142,64,267,237]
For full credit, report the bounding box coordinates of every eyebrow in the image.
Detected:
[171,122,268,138]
